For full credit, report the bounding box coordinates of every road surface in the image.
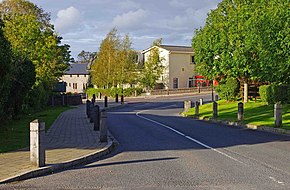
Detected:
[1,93,290,189]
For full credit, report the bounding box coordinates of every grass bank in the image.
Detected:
[185,100,290,130]
[0,106,72,153]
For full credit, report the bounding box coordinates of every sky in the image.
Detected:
[26,0,222,59]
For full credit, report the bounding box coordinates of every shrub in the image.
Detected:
[86,87,143,99]
[259,84,290,104]
[215,78,239,101]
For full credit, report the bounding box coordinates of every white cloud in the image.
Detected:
[111,9,147,30]
[54,6,82,33]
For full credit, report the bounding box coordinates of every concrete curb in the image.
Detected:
[0,138,116,184]
[187,115,290,136]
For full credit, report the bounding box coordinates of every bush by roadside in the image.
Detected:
[86,87,143,99]
[259,84,290,104]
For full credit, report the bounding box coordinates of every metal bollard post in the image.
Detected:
[238,102,244,121]
[184,100,191,112]
[121,95,124,105]
[115,94,118,103]
[195,101,199,117]
[215,95,219,101]
[86,100,91,118]
[213,101,218,118]
[30,120,45,167]
[89,103,94,123]
[100,109,108,142]
[274,102,282,127]
[93,105,100,131]
[92,94,96,105]
[104,96,108,107]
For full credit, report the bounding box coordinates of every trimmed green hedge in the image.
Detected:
[86,87,143,99]
[259,84,290,104]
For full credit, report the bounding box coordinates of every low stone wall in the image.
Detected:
[151,87,212,95]
[48,94,82,106]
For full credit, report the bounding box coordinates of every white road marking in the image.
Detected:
[136,110,245,165]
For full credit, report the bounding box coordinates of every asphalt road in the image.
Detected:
[2,93,290,190]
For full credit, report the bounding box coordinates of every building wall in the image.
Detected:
[143,48,170,89]
[169,53,195,89]
[60,74,89,93]
[143,47,195,89]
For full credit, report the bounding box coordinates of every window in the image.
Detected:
[84,75,86,77]
[73,83,77,89]
[182,68,185,71]
[70,75,72,77]
[69,83,71,87]
[189,77,194,88]
[191,56,195,64]
[83,83,86,90]
[173,78,178,89]
[77,75,79,77]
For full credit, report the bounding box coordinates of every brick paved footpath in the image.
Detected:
[0,101,120,183]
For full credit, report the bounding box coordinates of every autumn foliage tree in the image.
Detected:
[91,28,138,88]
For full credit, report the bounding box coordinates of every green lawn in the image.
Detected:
[0,106,72,153]
[185,99,290,130]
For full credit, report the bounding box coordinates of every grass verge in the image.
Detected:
[0,106,72,153]
[185,99,290,130]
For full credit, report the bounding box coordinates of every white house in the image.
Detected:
[59,63,90,93]
[142,45,196,89]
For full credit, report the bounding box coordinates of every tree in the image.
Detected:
[0,19,35,121]
[77,50,97,64]
[140,39,164,91]
[192,0,290,101]
[0,0,72,111]
[91,28,137,88]
[0,0,71,85]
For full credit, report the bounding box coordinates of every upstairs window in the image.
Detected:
[191,56,195,64]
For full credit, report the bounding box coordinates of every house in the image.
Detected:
[59,63,90,93]
[142,45,199,89]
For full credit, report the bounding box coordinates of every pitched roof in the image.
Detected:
[160,45,194,53]
[64,63,89,75]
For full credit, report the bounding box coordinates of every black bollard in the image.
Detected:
[104,96,108,107]
[92,94,96,105]
[89,103,95,123]
[93,105,100,131]
[238,102,244,121]
[213,101,218,118]
[121,95,124,105]
[86,100,91,118]
[115,94,118,103]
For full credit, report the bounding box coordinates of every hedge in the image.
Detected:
[215,78,239,101]
[86,87,143,99]
[259,84,290,104]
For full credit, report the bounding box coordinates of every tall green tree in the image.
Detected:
[0,0,72,111]
[0,0,71,85]
[140,39,164,91]
[192,0,290,100]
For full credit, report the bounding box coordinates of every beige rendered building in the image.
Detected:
[60,63,90,93]
[142,45,196,89]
